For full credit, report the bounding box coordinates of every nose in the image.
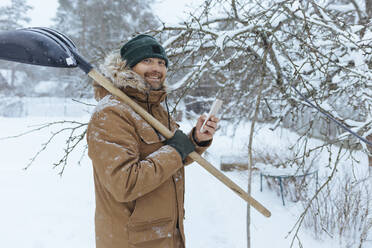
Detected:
[150,62,163,71]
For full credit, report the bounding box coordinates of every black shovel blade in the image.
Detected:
[34,27,77,50]
[0,28,78,68]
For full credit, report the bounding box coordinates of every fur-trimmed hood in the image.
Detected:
[93,52,168,104]
[99,52,167,93]
[99,52,147,92]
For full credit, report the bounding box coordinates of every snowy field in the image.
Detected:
[0,98,369,248]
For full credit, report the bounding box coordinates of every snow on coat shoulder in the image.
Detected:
[93,94,142,122]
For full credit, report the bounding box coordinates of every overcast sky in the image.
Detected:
[24,0,202,27]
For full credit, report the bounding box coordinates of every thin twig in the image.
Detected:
[287,144,344,247]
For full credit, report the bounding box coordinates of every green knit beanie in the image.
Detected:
[120,34,169,68]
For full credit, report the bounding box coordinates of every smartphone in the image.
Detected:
[200,99,223,133]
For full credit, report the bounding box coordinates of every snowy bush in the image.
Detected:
[303,172,372,248]
[242,122,372,247]
[34,81,68,97]
[0,97,24,117]
[254,139,320,203]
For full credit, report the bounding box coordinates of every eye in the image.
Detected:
[158,60,166,66]
[142,58,151,64]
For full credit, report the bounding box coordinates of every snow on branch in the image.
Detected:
[151,0,371,143]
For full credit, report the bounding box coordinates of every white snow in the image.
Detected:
[0,69,11,84]
[34,81,61,94]
[0,99,370,248]
[0,97,95,117]
[0,116,95,248]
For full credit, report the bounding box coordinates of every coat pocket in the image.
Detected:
[128,217,173,247]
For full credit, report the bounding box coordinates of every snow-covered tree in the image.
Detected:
[151,0,372,246]
[0,0,32,95]
[54,0,159,61]
[55,0,158,61]
[52,0,160,97]
[156,0,371,148]
[0,0,31,30]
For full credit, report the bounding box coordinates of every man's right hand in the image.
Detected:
[165,130,195,161]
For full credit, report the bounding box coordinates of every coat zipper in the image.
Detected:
[172,176,179,230]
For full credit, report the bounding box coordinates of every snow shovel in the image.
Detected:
[0,27,271,218]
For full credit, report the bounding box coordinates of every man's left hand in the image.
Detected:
[194,115,219,143]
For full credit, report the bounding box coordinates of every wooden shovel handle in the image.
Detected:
[88,69,271,218]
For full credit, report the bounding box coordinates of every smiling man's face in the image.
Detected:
[132,58,167,90]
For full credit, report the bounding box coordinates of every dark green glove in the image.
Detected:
[165,130,195,161]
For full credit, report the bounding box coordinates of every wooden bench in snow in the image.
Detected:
[220,155,249,171]
[258,163,319,206]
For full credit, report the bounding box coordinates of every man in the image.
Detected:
[86,34,219,248]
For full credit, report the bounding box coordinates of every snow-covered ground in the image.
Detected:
[0,98,369,247]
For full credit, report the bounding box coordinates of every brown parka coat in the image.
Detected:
[87,53,210,248]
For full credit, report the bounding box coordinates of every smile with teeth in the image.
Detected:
[145,73,162,82]
[148,76,160,80]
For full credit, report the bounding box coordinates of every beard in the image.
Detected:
[144,71,165,90]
